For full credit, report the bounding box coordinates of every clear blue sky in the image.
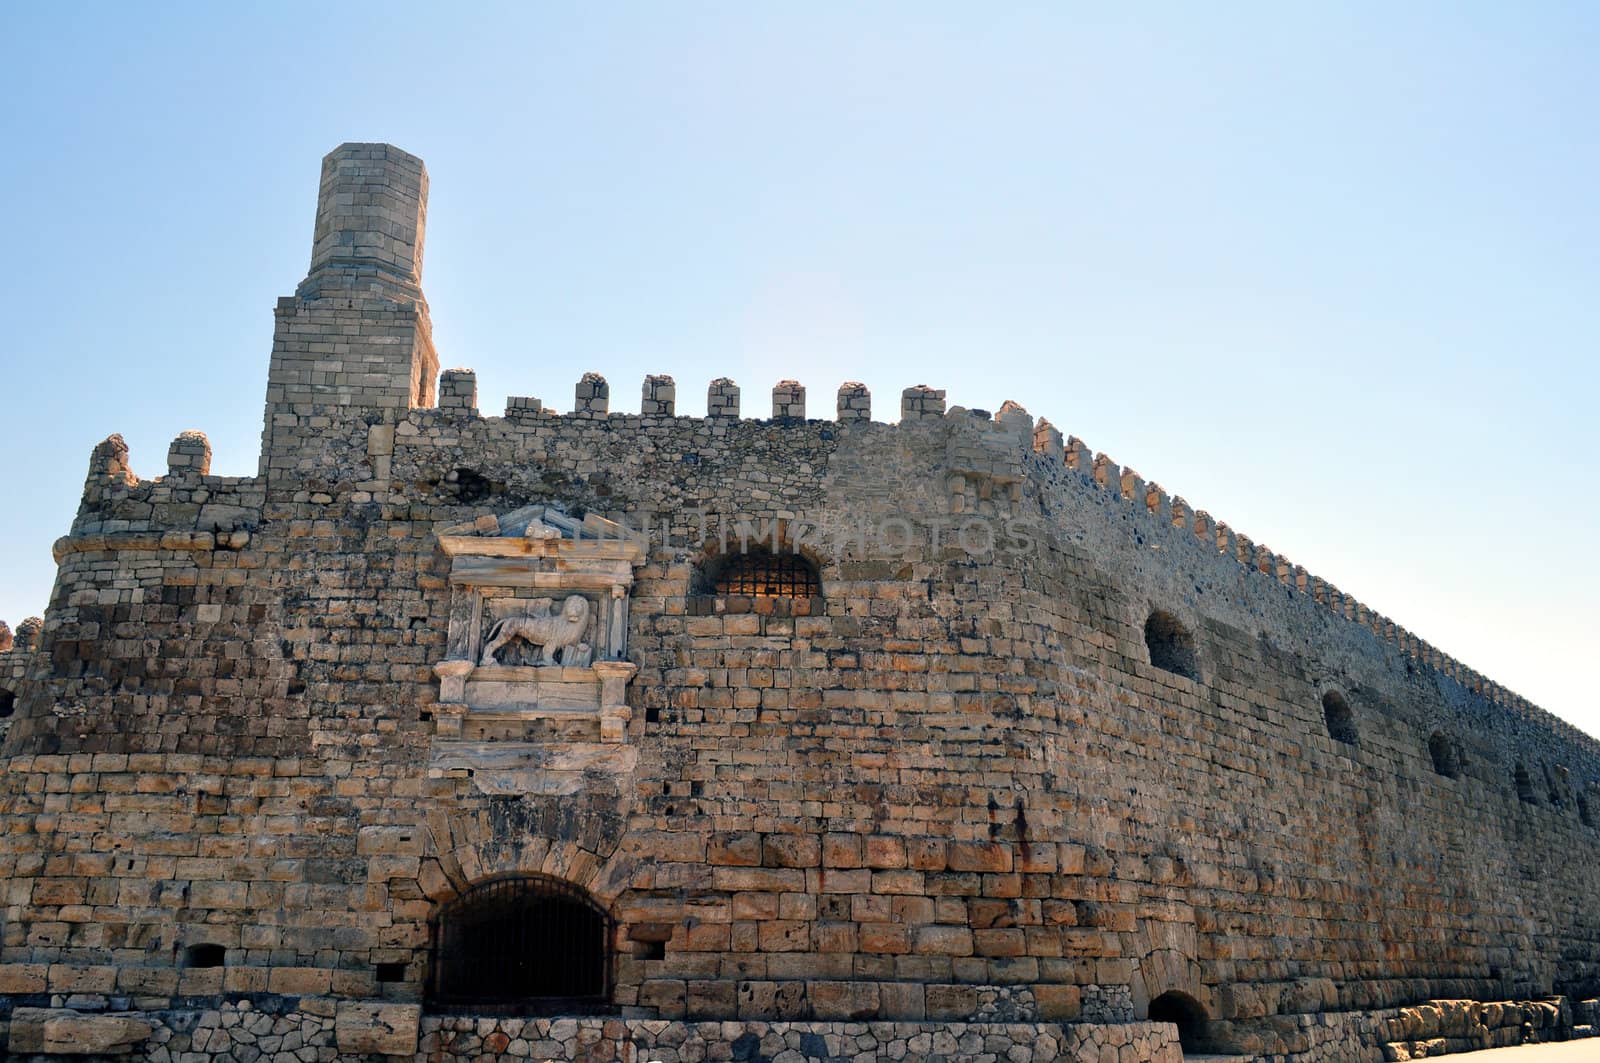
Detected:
[2,3,1596,735]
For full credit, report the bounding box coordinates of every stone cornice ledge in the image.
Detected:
[52,529,252,563]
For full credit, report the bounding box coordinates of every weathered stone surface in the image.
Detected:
[334,1001,422,1055]
[8,1008,153,1055]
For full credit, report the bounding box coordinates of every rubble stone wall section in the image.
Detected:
[419,1015,1182,1063]
[0,1000,1183,1062]
[1,998,1594,1062]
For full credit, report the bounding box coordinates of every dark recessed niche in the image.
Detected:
[1548,766,1568,809]
[1144,611,1199,681]
[1515,763,1538,804]
[445,468,495,504]
[1428,732,1460,779]
[375,962,407,983]
[1321,691,1358,745]
[183,943,226,968]
[0,688,14,718]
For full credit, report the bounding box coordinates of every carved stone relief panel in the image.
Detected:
[430,506,644,747]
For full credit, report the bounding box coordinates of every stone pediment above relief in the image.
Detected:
[430,507,645,764]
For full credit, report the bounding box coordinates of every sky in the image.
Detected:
[1,3,1595,736]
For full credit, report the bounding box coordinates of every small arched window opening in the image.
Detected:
[0,688,14,718]
[1514,763,1537,804]
[1428,732,1459,779]
[429,875,612,1014]
[183,944,226,968]
[698,546,820,599]
[1149,990,1212,1054]
[1144,611,1199,681]
[1321,691,1358,745]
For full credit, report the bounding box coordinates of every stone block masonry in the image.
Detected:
[576,371,611,416]
[164,429,211,477]
[438,368,477,412]
[837,381,871,422]
[772,379,806,419]
[707,376,741,418]
[641,374,676,416]
[1,142,1597,1062]
[259,142,437,475]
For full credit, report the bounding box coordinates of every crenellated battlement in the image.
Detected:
[369,359,1594,754]
[1036,424,1596,757]
[165,429,212,477]
[67,429,264,546]
[79,325,1593,761]
[240,139,1593,756]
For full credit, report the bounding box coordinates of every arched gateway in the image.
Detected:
[429,876,612,1014]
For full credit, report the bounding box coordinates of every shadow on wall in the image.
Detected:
[1428,731,1461,779]
[1144,611,1199,681]
[1148,991,1216,1054]
[1322,690,1359,746]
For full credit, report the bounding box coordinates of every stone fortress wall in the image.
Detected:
[0,143,1596,1062]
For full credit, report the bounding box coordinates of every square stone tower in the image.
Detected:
[259,143,439,474]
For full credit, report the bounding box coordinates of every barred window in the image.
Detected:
[429,876,611,1013]
[703,548,820,598]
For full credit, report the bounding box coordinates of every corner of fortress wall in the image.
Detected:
[13,142,1600,1063]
